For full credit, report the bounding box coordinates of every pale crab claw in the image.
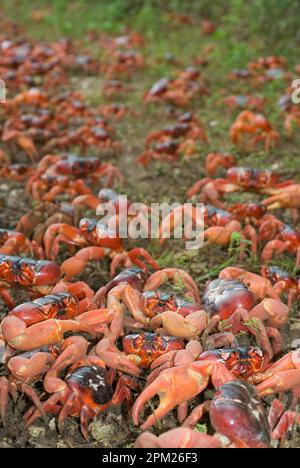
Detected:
[132,359,235,430]
[255,349,300,399]
[250,299,289,328]
[132,364,206,430]
[147,340,202,384]
[263,188,300,210]
[219,267,280,301]
[95,338,142,377]
[134,428,223,448]
[150,310,207,339]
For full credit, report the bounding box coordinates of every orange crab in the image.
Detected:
[223,95,265,113]
[230,111,279,151]
[43,217,158,279]
[187,167,294,209]
[0,255,61,307]
[27,154,124,202]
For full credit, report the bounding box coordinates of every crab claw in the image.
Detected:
[128,248,160,272]
[148,340,202,384]
[250,299,289,328]
[7,352,56,383]
[95,337,142,376]
[151,340,202,371]
[132,362,210,430]
[134,428,223,448]
[1,316,94,351]
[257,370,300,397]
[256,350,300,397]
[110,248,159,278]
[96,350,141,376]
[263,189,300,210]
[158,205,204,245]
[150,310,207,339]
[219,267,280,301]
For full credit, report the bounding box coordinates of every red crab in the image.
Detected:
[261,224,300,266]
[132,346,267,430]
[96,333,184,374]
[223,95,265,113]
[230,111,279,151]
[133,343,300,431]
[144,68,207,107]
[0,255,61,307]
[43,218,158,279]
[0,229,40,257]
[158,203,261,258]
[16,202,76,245]
[149,279,286,358]
[27,154,123,202]
[24,351,139,440]
[261,266,299,306]
[137,114,208,165]
[135,381,300,448]
[187,167,294,209]
[8,292,86,326]
[0,163,33,181]
[93,268,200,341]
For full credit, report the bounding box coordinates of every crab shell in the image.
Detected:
[56,155,101,176]
[262,266,298,289]
[9,292,79,326]
[79,217,123,250]
[210,381,271,448]
[227,167,279,190]
[65,365,114,413]
[142,290,200,319]
[0,255,61,288]
[198,347,266,379]
[203,279,256,320]
[122,333,184,368]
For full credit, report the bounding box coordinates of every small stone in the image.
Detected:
[48,418,56,432]
[56,440,69,448]
[89,422,117,444]
[0,184,9,191]
[0,440,12,448]
[28,426,46,439]
[7,189,23,207]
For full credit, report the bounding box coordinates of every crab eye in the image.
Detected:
[252,348,264,358]
[259,175,269,185]
[221,352,231,361]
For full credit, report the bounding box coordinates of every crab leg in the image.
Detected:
[144,268,200,302]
